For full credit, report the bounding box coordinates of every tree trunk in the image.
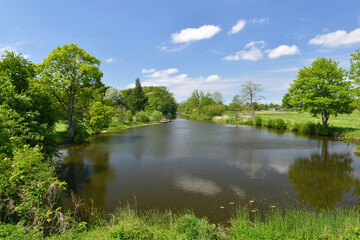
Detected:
[68,100,75,142]
[321,112,328,129]
[251,97,255,127]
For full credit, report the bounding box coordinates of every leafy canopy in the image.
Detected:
[289,57,355,128]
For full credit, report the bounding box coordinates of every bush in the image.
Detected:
[134,111,150,123]
[302,121,317,134]
[0,146,67,234]
[264,119,274,128]
[175,214,216,239]
[201,104,226,119]
[150,111,164,122]
[254,116,262,126]
[273,118,287,129]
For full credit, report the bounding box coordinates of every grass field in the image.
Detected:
[255,110,360,138]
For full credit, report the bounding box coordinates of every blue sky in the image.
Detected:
[1,0,360,104]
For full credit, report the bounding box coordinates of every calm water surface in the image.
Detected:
[60,119,360,223]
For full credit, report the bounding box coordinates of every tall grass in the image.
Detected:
[231,207,360,239]
[2,206,360,239]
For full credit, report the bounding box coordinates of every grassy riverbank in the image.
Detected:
[55,119,163,142]
[1,206,360,239]
[212,110,360,140]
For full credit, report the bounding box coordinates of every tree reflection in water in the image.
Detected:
[288,140,355,211]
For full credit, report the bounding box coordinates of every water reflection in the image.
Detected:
[61,144,115,209]
[288,140,355,211]
[174,175,222,196]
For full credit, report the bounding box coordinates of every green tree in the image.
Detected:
[198,95,216,111]
[89,101,115,134]
[104,87,125,107]
[289,57,355,129]
[0,51,35,93]
[38,44,103,142]
[146,86,177,116]
[228,94,243,121]
[240,82,264,126]
[211,91,224,105]
[281,93,294,109]
[133,78,147,112]
[349,48,360,97]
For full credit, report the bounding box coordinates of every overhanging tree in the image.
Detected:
[38,44,103,142]
[289,57,355,129]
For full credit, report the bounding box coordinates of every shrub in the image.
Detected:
[302,121,317,134]
[201,104,226,119]
[150,111,164,122]
[264,119,274,128]
[291,122,302,132]
[273,118,287,129]
[134,111,150,123]
[254,116,262,126]
[0,146,67,234]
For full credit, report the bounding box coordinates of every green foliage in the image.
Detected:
[273,118,287,129]
[133,78,147,112]
[0,146,66,230]
[0,223,38,240]
[349,48,360,97]
[38,44,104,142]
[125,110,133,123]
[289,57,355,129]
[281,92,294,109]
[104,87,125,107]
[134,111,150,123]
[254,116,262,126]
[89,101,115,134]
[0,51,36,94]
[302,121,317,135]
[228,94,243,112]
[72,120,91,144]
[146,86,177,116]
[198,96,216,111]
[150,110,164,121]
[201,104,226,119]
[175,214,216,239]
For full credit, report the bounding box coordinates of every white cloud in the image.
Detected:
[251,18,269,24]
[171,25,221,43]
[308,28,360,48]
[158,43,190,52]
[142,68,155,74]
[266,45,300,59]
[206,74,221,82]
[230,19,246,34]
[223,41,265,61]
[105,57,116,64]
[149,68,179,78]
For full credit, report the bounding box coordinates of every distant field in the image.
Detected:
[255,110,360,138]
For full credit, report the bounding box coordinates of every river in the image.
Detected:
[60,118,360,223]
